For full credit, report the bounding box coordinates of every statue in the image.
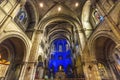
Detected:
[55,65,66,79]
[59,65,63,72]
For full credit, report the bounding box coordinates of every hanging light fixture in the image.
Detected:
[58,6,61,12]
[75,2,79,7]
[39,2,44,8]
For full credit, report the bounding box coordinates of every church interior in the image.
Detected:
[0,0,120,80]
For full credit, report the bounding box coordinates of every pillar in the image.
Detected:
[24,30,43,80]
[78,30,86,51]
[81,0,93,38]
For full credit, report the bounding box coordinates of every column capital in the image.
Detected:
[36,29,44,33]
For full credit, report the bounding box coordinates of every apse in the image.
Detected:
[48,38,73,74]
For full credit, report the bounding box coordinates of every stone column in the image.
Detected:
[107,60,117,80]
[76,30,86,78]
[81,0,93,38]
[19,62,28,80]
[78,30,86,51]
[24,30,43,80]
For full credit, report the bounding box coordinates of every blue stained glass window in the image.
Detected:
[19,12,25,22]
[48,39,73,73]
[17,8,27,23]
[99,16,104,22]
[59,45,62,52]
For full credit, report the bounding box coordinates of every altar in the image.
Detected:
[55,66,66,79]
[55,71,66,79]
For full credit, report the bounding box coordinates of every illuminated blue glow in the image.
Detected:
[48,39,73,74]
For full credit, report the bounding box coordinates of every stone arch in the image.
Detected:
[38,15,84,50]
[89,31,120,79]
[47,28,72,42]
[24,0,39,29]
[38,15,83,59]
[88,31,118,57]
[0,32,31,61]
[0,32,30,80]
[38,14,81,31]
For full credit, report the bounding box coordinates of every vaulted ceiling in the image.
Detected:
[24,0,85,44]
[24,0,95,51]
[35,0,86,18]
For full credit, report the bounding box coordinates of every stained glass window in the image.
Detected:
[14,7,28,30]
[19,12,25,22]
[59,45,62,52]
[17,8,27,23]
[66,44,69,51]
[92,9,104,25]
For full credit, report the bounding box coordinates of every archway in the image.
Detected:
[0,37,26,80]
[38,20,82,79]
[35,3,85,79]
[94,36,120,79]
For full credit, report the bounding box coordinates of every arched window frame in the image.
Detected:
[92,9,104,25]
[16,7,28,24]
[14,7,28,30]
